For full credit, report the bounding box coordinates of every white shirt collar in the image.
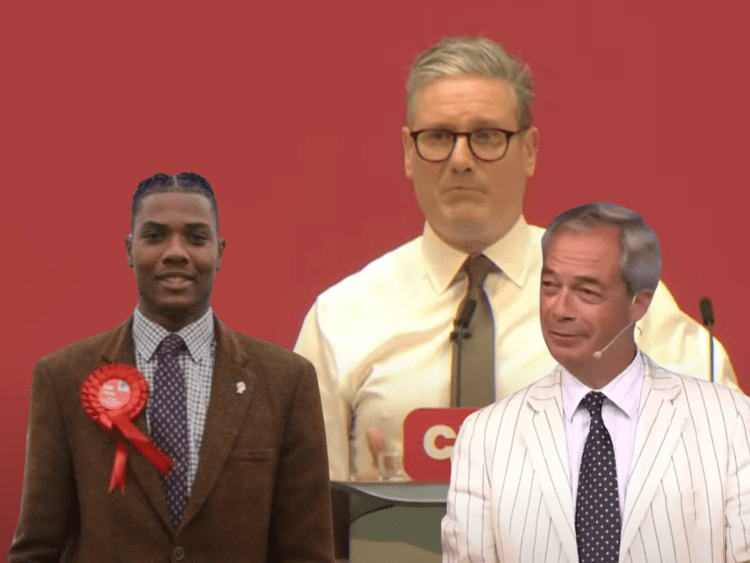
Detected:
[421,215,534,293]
[562,350,644,422]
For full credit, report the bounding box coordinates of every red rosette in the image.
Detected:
[81,363,174,492]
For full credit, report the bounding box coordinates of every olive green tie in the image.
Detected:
[451,253,495,407]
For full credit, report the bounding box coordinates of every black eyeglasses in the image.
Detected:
[409,127,527,162]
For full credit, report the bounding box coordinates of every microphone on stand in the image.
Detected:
[453,299,477,333]
[699,297,715,383]
[450,298,477,406]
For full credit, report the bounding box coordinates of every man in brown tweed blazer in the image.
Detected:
[9,173,335,563]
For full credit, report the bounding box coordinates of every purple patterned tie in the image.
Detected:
[151,333,189,527]
[575,391,621,563]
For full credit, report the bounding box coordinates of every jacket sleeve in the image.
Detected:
[9,358,79,562]
[725,391,750,563]
[441,412,499,563]
[266,358,335,563]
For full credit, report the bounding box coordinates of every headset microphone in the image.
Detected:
[593,322,635,359]
[593,293,640,359]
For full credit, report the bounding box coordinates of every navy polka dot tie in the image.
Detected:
[575,391,621,563]
[151,334,189,527]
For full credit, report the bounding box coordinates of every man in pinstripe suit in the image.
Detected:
[442,202,750,563]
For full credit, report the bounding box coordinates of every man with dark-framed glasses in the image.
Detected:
[409,127,525,163]
[294,35,739,484]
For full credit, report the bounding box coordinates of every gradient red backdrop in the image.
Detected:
[2,0,748,548]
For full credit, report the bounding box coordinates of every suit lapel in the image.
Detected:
[522,370,580,563]
[101,319,174,532]
[179,320,255,528]
[619,354,685,560]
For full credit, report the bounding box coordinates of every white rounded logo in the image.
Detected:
[423,424,456,460]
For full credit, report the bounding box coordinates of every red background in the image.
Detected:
[2,0,749,547]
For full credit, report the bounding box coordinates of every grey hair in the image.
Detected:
[541,202,662,294]
[406,36,534,128]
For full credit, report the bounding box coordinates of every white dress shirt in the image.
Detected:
[563,352,644,517]
[294,217,738,480]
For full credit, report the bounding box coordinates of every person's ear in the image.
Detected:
[125,234,134,268]
[402,126,415,180]
[629,289,654,323]
[522,126,538,177]
[215,238,226,271]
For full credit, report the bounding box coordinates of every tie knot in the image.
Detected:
[464,253,493,288]
[581,391,606,417]
[158,333,186,358]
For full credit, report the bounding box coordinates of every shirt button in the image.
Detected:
[173,546,185,560]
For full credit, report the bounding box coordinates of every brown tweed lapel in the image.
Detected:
[179,319,255,529]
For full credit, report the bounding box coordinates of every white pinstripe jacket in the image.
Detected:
[442,352,750,563]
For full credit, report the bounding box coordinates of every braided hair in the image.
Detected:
[131,172,219,231]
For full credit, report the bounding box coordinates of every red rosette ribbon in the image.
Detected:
[81,363,174,492]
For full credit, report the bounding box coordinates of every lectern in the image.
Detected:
[331,481,448,563]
